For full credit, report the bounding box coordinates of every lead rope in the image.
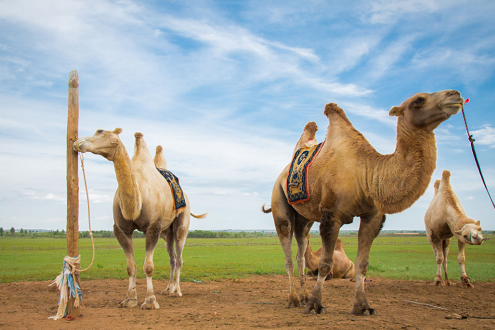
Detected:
[78,152,95,272]
[461,101,495,209]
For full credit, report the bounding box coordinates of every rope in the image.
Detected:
[461,105,495,209]
[78,152,95,272]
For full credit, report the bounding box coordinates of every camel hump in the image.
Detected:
[442,170,451,182]
[135,132,143,138]
[335,238,344,251]
[323,103,344,117]
[323,102,352,125]
[433,179,440,192]
[304,122,318,136]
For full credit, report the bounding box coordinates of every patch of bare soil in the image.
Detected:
[1,275,494,329]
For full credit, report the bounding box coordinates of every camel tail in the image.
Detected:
[261,204,272,213]
[191,212,208,219]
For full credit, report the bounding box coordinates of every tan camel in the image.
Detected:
[424,170,487,288]
[305,236,355,280]
[263,90,464,315]
[74,129,206,309]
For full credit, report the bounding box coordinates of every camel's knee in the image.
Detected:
[319,264,331,276]
[144,261,154,277]
[357,259,369,274]
[127,264,136,277]
[436,255,444,265]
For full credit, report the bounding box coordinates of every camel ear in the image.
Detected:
[114,128,123,135]
[389,106,403,117]
[454,230,462,236]
[476,220,480,226]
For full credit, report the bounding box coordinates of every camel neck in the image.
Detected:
[367,119,437,214]
[113,143,142,220]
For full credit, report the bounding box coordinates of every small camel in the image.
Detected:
[424,170,487,288]
[263,90,464,315]
[74,129,206,309]
[305,236,355,280]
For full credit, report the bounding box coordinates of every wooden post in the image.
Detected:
[66,70,80,317]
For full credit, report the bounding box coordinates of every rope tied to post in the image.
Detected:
[49,152,95,320]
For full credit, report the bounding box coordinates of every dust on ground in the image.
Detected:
[1,275,494,329]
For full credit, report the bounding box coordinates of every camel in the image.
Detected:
[263,90,464,315]
[424,170,487,288]
[73,128,206,309]
[305,236,355,280]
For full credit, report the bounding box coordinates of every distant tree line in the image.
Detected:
[4,227,487,239]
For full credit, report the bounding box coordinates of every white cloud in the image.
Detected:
[364,0,439,24]
[471,125,495,148]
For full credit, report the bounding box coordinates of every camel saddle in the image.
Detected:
[286,141,325,205]
[156,168,186,211]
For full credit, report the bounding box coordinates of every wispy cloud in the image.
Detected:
[471,125,495,148]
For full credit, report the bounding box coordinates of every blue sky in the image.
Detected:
[0,0,494,232]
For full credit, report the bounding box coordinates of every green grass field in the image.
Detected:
[0,235,493,283]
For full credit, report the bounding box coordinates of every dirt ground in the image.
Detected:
[1,275,494,330]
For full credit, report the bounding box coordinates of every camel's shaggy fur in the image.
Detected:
[74,129,206,310]
[264,90,464,315]
[305,236,355,280]
[424,170,487,288]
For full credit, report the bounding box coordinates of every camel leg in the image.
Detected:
[165,212,189,297]
[427,234,446,286]
[457,240,473,288]
[351,212,384,316]
[161,227,176,296]
[294,215,314,305]
[141,221,162,310]
[272,183,299,308]
[304,209,340,314]
[113,224,138,308]
[442,239,451,286]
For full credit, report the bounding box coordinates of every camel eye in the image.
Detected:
[412,97,425,107]
[463,235,468,240]
[96,129,104,134]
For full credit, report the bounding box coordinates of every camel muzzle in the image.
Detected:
[73,140,87,153]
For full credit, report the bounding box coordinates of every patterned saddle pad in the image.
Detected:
[286,141,325,205]
[156,168,186,211]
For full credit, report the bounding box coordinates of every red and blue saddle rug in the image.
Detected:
[156,167,186,211]
[286,141,325,205]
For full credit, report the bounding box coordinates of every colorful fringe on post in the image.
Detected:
[48,256,82,320]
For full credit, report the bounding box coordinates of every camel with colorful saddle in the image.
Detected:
[263,90,465,315]
[74,129,206,310]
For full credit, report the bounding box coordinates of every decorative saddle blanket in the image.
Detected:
[156,168,186,211]
[286,141,325,205]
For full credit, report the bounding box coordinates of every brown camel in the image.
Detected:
[305,236,355,280]
[263,90,464,315]
[424,170,487,288]
[74,129,206,309]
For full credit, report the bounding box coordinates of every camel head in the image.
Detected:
[389,90,464,131]
[73,128,123,161]
[454,221,487,245]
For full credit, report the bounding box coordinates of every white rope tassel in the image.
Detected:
[48,256,81,320]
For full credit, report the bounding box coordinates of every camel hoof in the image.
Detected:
[288,295,300,309]
[169,290,182,297]
[434,280,442,286]
[304,299,325,314]
[351,305,377,316]
[461,276,474,288]
[140,296,160,310]
[118,298,138,308]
